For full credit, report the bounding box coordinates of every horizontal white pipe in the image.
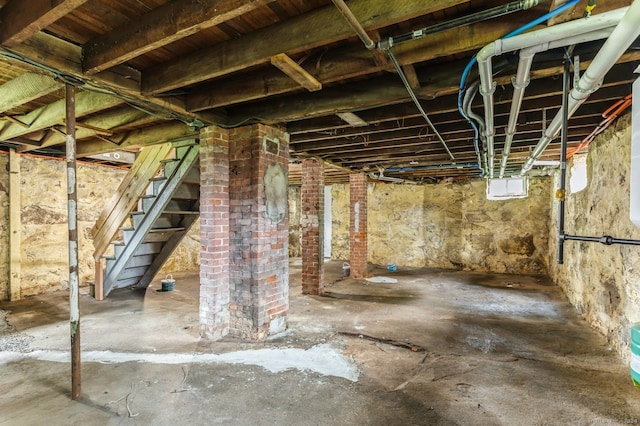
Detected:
[521,1,640,174]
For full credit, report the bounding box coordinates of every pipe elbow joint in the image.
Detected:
[477,42,499,63]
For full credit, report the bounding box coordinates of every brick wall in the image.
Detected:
[228,124,289,339]
[199,126,230,340]
[349,173,368,278]
[301,159,324,294]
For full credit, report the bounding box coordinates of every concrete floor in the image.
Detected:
[1,260,639,425]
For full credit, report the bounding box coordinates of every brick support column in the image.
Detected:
[301,159,324,295]
[229,124,289,340]
[199,126,230,340]
[349,173,368,278]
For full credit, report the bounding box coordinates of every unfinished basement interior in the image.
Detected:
[1,0,640,424]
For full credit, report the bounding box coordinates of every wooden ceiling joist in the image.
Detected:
[142,0,467,94]
[76,122,198,157]
[186,18,511,112]
[0,0,89,46]
[0,91,123,141]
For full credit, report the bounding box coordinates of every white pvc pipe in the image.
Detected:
[499,27,615,177]
[521,1,640,174]
[475,6,629,177]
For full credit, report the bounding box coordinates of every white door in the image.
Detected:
[324,185,332,259]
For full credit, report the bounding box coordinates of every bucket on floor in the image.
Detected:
[161,274,175,292]
[632,323,640,387]
[342,262,350,276]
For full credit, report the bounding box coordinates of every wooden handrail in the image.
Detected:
[92,143,173,261]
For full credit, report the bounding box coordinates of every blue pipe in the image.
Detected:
[458,0,582,172]
[386,163,481,173]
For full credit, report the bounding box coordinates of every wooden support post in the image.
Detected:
[94,258,104,301]
[8,149,21,301]
[66,84,81,400]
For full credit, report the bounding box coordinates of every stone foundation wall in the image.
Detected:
[288,186,301,257]
[0,153,199,300]
[331,177,550,274]
[331,184,350,260]
[548,115,640,361]
[0,154,8,300]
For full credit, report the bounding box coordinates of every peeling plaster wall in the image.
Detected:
[548,115,640,361]
[0,154,8,300]
[1,154,199,299]
[288,186,301,257]
[331,178,550,274]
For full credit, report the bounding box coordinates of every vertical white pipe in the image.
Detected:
[521,2,640,174]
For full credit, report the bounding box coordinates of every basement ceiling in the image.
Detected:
[0,0,637,183]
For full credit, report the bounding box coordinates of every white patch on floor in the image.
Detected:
[0,344,360,382]
[365,276,397,284]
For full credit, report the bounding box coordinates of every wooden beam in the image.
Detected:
[8,31,226,127]
[0,73,63,114]
[76,121,198,156]
[186,19,512,111]
[0,0,89,46]
[226,49,639,125]
[0,90,124,141]
[402,64,420,90]
[82,0,273,74]
[8,149,21,301]
[271,54,322,92]
[143,0,466,94]
[19,107,159,152]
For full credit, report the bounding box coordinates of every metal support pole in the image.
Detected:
[557,52,571,264]
[66,84,81,400]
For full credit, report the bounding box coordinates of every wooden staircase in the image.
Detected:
[91,140,200,299]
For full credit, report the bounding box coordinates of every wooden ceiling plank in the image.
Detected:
[0,0,89,46]
[142,0,467,94]
[0,90,123,141]
[82,0,274,74]
[76,122,198,156]
[0,72,63,114]
[270,53,322,91]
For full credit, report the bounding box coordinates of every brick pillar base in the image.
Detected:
[349,173,368,278]
[301,159,324,294]
[199,126,230,340]
[229,124,289,340]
